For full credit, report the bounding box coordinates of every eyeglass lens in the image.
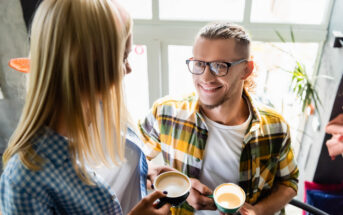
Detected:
[188,60,229,76]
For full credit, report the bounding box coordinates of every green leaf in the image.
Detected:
[275,30,286,43]
[313,90,322,105]
[290,26,295,43]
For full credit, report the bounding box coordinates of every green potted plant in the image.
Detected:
[275,29,331,118]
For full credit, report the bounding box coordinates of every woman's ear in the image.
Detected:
[242,60,254,80]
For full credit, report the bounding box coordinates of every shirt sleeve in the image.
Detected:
[276,125,299,193]
[0,175,53,215]
[112,195,123,215]
[138,104,162,160]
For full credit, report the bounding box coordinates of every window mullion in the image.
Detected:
[161,42,169,96]
[243,0,252,25]
[152,0,159,22]
[146,40,163,106]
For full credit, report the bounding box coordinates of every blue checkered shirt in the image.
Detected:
[0,127,123,215]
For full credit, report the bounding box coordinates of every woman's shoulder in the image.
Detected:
[1,127,70,193]
[1,154,43,194]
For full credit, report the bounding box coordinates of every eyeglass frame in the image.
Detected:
[185,58,247,77]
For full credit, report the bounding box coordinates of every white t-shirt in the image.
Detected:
[196,108,251,215]
[92,138,141,215]
[86,110,144,215]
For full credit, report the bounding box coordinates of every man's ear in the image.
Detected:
[242,60,254,80]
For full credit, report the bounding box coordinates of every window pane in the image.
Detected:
[159,0,245,21]
[117,0,152,19]
[251,41,319,156]
[124,45,149,122]
[168,45,194,96]
[251,0,329,24]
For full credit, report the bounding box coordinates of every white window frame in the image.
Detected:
[132,0,335,106]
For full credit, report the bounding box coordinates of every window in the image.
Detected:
[124,1,334,211]
[168,45,194,96]
[251,0,330,24]
[251,42,319,154]
[159,0,245,21]
[124,45,149,121]
[120,0,333,156]
[117,0,152,19]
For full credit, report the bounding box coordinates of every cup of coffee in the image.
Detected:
[153,171,191,208]
[211,183,245,214]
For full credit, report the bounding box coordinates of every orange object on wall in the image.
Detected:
[8,58,30,73]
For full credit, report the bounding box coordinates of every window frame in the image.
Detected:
[132,0,334,105]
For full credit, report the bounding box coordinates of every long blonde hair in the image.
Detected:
[3,0,128,183]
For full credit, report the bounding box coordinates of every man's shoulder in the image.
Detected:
[154,93,197,105]
[152,93,198,113]
[246,92,287,125]
[258,104,285,120]
[253,102,289,133]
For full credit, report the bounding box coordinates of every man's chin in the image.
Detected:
[200,100,222,109]
[199,96,229,110]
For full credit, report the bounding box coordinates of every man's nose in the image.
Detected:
[201,64,216,81]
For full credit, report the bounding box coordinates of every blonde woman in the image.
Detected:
[0,0,171,214]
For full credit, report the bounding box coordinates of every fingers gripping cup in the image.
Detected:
[212,183,246,214]
[153,171,191,208]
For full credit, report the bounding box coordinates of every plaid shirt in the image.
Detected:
[139,91,299,215]
[0,127,122,215]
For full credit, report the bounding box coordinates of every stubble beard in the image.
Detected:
[200,93,230,109]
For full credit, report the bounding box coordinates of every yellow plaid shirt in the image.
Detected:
[139,90,299,215]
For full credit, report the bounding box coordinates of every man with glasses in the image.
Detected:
[139,23,298,215]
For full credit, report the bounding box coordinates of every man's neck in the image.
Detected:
[200,94,250,126]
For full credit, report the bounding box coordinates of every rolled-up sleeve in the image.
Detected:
[138,104,162,160]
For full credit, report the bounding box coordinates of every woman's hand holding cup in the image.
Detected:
[128,191,172,215]
[153,171,192,208]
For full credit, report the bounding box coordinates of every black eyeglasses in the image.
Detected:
[186,58,247,77]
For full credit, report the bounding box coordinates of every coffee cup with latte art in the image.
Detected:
[153,171,191,208]
[211,183,246,214]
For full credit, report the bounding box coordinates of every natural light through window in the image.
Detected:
[117,0,152,19]
[168,45,194,97]
[252,42,319,155]
[124,45,149,122]
[159,0,245,21]
[251,0,329,24]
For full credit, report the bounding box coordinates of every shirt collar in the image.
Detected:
[193,89,263,132]
[242,89,263,135]
[33,126,70,166]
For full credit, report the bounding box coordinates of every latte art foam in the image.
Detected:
[155,174,190,197]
